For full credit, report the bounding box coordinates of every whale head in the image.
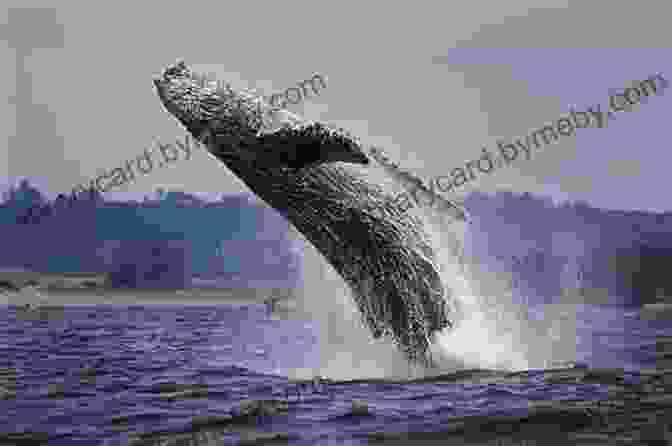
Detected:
[153,60,228,140]
[153,60,370,170]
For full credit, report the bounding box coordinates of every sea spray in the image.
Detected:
[284,171,580,379]
[281,156,581,379]
[354,147,578,374]
[430,215,581,372]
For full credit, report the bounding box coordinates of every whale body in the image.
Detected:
[153,61,458,365]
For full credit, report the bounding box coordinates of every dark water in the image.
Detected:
[0,300,667,445]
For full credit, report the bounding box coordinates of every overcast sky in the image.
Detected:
[1,1,671,212]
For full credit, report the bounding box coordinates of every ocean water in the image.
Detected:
[0,298,667,446]
[0,187,669,445]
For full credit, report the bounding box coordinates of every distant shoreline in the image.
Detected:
[0,285,290,306]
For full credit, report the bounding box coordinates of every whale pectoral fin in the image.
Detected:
[255,122,370,169]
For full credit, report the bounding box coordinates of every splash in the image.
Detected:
[287,156,578,381]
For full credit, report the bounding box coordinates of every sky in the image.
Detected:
[1,1,671,212]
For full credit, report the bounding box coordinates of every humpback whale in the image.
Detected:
[153,60,466,366]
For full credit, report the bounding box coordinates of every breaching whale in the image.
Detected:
[153,60,466,366]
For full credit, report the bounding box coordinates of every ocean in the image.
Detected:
[0,296,669,446]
